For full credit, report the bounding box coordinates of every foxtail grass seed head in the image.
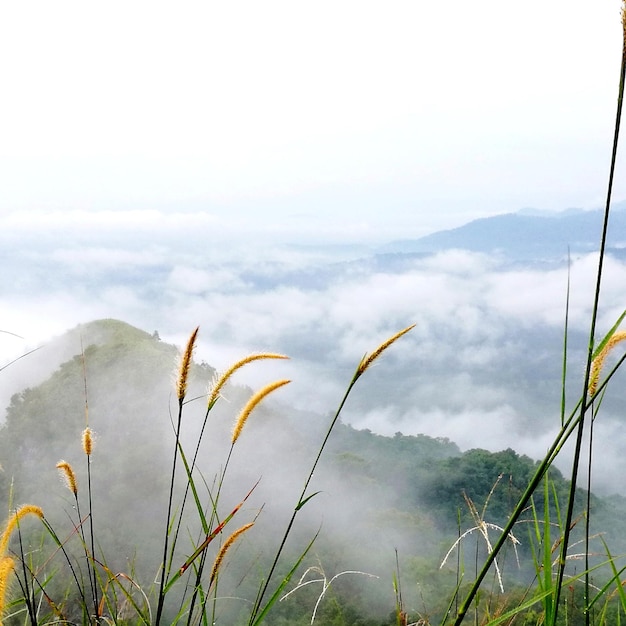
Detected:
[589,330,626,396]
[82,427,94,456]
[357,325,415,376]
[56,461,78,496]
[231,379,291,444]
[177,326,199,401]
[0,505,44,556]
[0,557,14,591]
[208,353,289,407]
[210,522,254,586]
[0,556,15,624]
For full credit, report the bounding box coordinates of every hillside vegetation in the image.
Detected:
[1,319,625,624]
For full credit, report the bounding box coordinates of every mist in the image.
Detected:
[3,215,626,498]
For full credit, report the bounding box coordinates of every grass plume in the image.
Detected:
[589,330,626,396]
[176,326,199,402]
[357,324,415,377]
[0,505,43,557]
[56,461,78,496]
[208,353,289,408]
[82,427,93,456]
[231,379,291,444]
[0,557,14,625]
[209,522,254,587]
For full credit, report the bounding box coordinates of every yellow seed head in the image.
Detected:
[209,522,254,586]
[0,505,44,556]
[208,353,289,408]
[56,461,78,496]
[177,327,200,401]
[0,555,15,622]
[589,330,626,396]
[357,325,415,376]
[231,379,290,444]
[82,427,94,456]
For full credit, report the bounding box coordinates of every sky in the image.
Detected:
[1,1,625,243]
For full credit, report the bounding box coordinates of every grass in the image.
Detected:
[432,5,626,624]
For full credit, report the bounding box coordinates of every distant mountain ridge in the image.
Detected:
[380,204,626,260]
[199,204,626,294]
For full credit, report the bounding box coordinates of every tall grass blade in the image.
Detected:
[541,477,555,623]
[164,481,259,594]
[176,441,209,535]
[590,309,626,360]
[482,589,554,626]
[249,531,319,626]
[587,537,626,614]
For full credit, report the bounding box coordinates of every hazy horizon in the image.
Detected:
[1,1,625,238]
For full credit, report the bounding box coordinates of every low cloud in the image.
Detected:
[2,236,626,494]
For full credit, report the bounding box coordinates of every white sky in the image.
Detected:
[0,1,625,242]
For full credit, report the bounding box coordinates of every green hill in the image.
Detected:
[1,319,625,624]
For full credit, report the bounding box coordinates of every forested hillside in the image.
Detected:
[1,319,625,624]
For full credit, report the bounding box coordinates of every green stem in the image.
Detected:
[86,457,99,621]
[155,398,184,625]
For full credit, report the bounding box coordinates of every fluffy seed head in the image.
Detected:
[177,327,200,401]
[56,461,78,496]
[589,330,626,396]
[82,427,94,456]
[231,379,290,444]
[0,505,44,556]
[357,325,415,376]
[0,555,15,622]
[209,523,254,586]
[208,353,289,408]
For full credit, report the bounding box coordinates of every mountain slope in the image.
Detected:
[380,208,626,259]
[2,319,626,623]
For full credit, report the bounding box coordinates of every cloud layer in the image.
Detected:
[3,220,626,494]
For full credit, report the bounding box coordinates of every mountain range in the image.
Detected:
[378,204,626,261]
